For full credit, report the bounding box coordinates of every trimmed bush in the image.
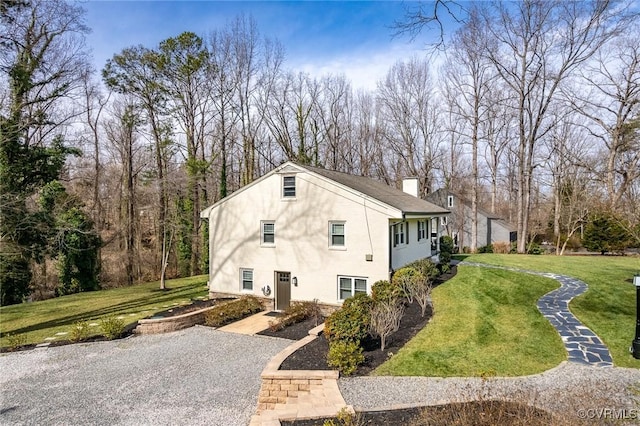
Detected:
[269,299,322,331]
[100,316,125,340]
[70,321,90,342]
[526,242,544,255]
[371,279,403,303]
[478,244,494,253]
[440,235,454,265]
[324,293,373,343]
[327,339,364,376]
[407,258,440,279]
[204,295,263,327]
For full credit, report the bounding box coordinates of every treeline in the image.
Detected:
[1,0,638,305]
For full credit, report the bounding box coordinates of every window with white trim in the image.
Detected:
[261,221,275,246]
[447,195,454,208]
[338,276,367,300]
[283,176,296,198]
[417,219,428,241]
[393,222,405,247]
[240,268,253,291]
[329,221,345,248]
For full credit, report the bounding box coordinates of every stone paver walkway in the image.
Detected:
[460,261,614,367]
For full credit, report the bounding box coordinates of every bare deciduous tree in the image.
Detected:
[370,299,405,351]
[377,57,443,195]
[482,0,628,253]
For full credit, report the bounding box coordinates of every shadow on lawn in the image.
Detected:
[1,283,207,337]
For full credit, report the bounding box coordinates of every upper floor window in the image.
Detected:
[329,221,345,248]
[393,222,405,247]
[261,221,275,246]
[447,195,454,208]
[417,220,428,241]
[283,176,296,198]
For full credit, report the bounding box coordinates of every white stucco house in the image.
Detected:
[200,162,449,310]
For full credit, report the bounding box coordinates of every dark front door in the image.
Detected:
[276,271,291,311]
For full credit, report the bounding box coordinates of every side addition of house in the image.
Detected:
[425,189,516,251]
[200,162,449,310]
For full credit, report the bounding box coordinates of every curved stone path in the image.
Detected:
[460,261,614,367]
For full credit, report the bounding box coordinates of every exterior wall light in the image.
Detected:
[292,277,298,287]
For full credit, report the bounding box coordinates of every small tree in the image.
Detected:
[369,280,405,351]
[404,259,439,316]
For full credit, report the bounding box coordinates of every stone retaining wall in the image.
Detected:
[258,372,337,410]
[134,306,217,334]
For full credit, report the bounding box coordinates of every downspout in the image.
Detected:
[437,217,441,254]
[388,221,394,280]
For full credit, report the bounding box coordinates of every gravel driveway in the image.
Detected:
[0,326,291,426]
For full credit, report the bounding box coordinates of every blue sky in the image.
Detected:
[84,1,458,90]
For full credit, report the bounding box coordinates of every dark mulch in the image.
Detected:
[282,400,553,426]
[258,316,326,341]
[276,265,457,375]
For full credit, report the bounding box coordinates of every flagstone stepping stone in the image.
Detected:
[461,261,614,367]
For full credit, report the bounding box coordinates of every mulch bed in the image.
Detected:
[258,316,326,341]
[282,400,553,426]
[152,298,222,318]
[271,265,457,375]
[264,265,561,426]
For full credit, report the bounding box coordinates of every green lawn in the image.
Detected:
[376,254,640,376]
[458,254,640,369]
[375,265,565,376]
[0,275,209,348]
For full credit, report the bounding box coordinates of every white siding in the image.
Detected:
[390,219,434,270]
[205,168,400,306]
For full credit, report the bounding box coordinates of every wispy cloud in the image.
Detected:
[293,43,427,91]
[84,1,443,89]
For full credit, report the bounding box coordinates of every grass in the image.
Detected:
[458,254,640,369]
[375,265,565,376]
[0,275,208,348]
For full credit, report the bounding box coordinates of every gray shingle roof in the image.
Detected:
[302,164,449,216]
